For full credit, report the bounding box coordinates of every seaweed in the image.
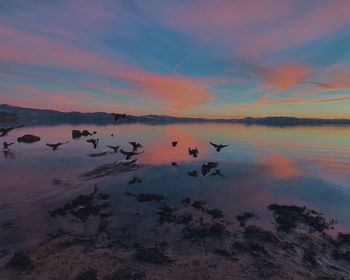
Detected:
[268,204,332,233]
[244,225,279,243]
[235,212,258,227]
[134,242,174,265]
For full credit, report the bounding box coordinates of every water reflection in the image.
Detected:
[1,123,350,252]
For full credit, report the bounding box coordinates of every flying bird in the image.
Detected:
[209,141,230,152]
[3,141,15,150]
[129,142,143,151]
[171,162,178,166]
[46,141,69,151]
[87,138,99,149]
[107,145,119,153]
[111,113,131,123]
[120,149,143,160]
[188,147,199,158]
[172,141,178,147]
[0,125,24,137]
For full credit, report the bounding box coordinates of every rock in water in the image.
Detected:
[17,134,40,143]
[72,130,82,139]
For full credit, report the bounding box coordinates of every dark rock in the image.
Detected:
[17,134,40,143]
[72,130,82,138]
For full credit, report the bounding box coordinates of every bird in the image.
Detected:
[128,176,142,185]
[188,147,199,158]
[129,142,143,151]
[46,141,69,151]
[201,162,218,176]
[188,170,198,177]
[111,113,131,123]
[209,141,230,152]
[106,145,119,153]
[120,149,143,160]
[0,125,24,137]
[172,141,178,147]
[3,141,15,150]
[171,162,178,166]
[87,138,99,149]
[210,169,227,178]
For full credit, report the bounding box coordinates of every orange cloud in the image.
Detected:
[0,26,213,112]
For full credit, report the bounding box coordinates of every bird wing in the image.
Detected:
[220,144,230,148]
[209,141,218,148]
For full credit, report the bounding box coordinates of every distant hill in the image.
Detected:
[0,110,17,123]
[0,104,349,126]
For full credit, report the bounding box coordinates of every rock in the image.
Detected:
[82,130,92,136]
[17,134,40,143]
[72,130,82,138]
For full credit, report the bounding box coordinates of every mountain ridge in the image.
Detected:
[1,104,350,126]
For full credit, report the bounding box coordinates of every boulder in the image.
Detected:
[72,130,82,139]
[17,134,41,143]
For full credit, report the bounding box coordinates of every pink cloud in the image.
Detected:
[0,26,213,112]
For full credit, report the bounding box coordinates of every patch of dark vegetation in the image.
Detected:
[268,204,334,233]
[126,192,165,202]
[206,208,224,219]
[182,197,191,205]
[244,225,279,243]
[235,212,258,227]
[303,246,318,267]
[7,251,33,271]
[337,233,350,246]
[214,248,237,260]
[183,221,229,241]
[192,199,207,210]
[106,266,146,280]
[134,241,174,265]
[333,249,350,263]
[232,241,268,257]
[75,269,99,280]
[157,203,193,226]
[49,188,110,222]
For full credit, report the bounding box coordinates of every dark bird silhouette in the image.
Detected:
[201,162,218,176]
[188,170,198,177]
[120,149,143,160]
[3,141,15,150]
[111,113,131,123]
[172,141,178,147]
[107,145,119,153]
[188,147,199,158]
[129,142,143,151]
[209,141,229,152]
[210,169,227,178]
[171,162,178,166]
[46,141,69,151]
[0,125,24,137]
[87,138,99,149]
[111,134,114,137]
[129,176,142,185]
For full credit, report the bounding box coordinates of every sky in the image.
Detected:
[1,0,350,118]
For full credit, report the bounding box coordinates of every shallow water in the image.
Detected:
[1,123,350,252]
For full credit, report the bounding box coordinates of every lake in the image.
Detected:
[1,123,350,254]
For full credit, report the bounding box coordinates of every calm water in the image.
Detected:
[1,123,350,253]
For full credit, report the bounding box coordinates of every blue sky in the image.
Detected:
[1,0,350,117]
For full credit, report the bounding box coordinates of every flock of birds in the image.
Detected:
[1,113,231,180]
